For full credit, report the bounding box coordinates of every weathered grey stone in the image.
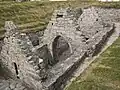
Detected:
[1,21,43,90]
[27,33,40,46]
[34,66,39,70]
[5,87,10,90]
[0,6,118,90]
[18,86,25,90]
[10,82,16,89]
[0,79,27,90]
[36,70,40,74]
[40,7,115,90]
[16,83,22,88]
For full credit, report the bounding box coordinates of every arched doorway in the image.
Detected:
[52,36,71,64]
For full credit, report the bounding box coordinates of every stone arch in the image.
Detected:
[52,35,71,64]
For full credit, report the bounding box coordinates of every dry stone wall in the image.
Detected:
[41,7,114,90]
[0,21,45,90]
[0,7,117,90]
[0,78,27,90]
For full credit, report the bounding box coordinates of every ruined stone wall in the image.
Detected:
[0,7,116,90]
[41,7,114,67]
[41,8,84,66]
[41,7,115,90]
[97,8,120,23]
[0,21,43,90]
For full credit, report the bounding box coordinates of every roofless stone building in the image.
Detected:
[0,7,117,90]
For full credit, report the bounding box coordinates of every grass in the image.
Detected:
[0,1,120,37]
[0,1,119,31]
[0,1,80,30]
[0,1,53,31]
[0,1,91,38]
[0,1,82,38]
[0,0,120,35]
[65,37,120,90]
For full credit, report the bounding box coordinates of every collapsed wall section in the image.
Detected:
[42,7,115,90]
[0,21,44,90]
[0,7,116,90]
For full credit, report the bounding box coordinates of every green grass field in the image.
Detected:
[0,1,84,37]
[65,37,120,90]
[0,0,120,36]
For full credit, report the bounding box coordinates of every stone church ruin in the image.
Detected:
[0,6,119,90]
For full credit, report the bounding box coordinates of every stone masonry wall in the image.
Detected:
[0,7,116,90]
[41,7,115,90]
[0,21,43,90]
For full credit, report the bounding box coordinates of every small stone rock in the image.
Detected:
[10,82,16,89]
[20,33,26,36]
[23,89,27,90]
[39,58,43,64]
[36,70,40,74]
[14,88,19,90]
[27,56,32,60]
[17,86,25,90]
[34,66,39,70]
[29,61,34,64]
[5,87,10,90]
[16,83,22,88]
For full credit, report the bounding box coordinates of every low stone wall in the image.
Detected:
[92,25,115,56]
[42,24,115,90]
